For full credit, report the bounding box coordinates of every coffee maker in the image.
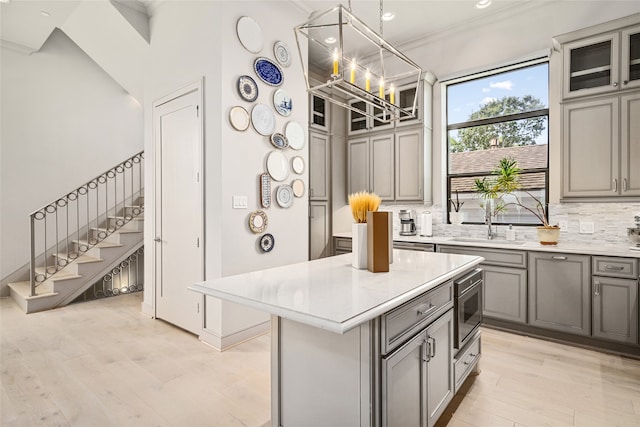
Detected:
[399,210,417,236]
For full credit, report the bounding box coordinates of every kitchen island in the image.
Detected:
[190,250,483,427]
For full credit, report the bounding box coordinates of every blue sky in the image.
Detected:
[447,62,549,125]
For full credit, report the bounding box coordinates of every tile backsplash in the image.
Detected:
[381,202,640,245]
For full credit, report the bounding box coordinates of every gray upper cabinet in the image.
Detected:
[395,129,424,201]
[309,131,330,201]
[310,94,329,131]
[528,252,591,336]
[562,25,640,99]
[563,92,640,198]
[592,276,639,345]
[348,136,370,195]
[347,132,395,200]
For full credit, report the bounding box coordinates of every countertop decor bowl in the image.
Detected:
[628,227,640,245]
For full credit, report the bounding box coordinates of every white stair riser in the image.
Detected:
[107,217,143,232]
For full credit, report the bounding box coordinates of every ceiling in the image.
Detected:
[1,0,540,53]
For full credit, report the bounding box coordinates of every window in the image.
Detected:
[445,60,549,225]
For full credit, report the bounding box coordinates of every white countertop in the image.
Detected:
[190,250,483,334]
[334,232,640,258]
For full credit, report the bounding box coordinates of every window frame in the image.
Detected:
[442,57,550,226]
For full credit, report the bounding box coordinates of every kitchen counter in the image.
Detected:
[190,249,483,334]
[334,231,640,258]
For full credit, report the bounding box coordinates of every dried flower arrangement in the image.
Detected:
[348,191,381,223]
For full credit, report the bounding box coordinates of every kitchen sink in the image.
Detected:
[448,237,526,245]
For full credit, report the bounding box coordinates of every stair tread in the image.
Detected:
[92,227,142,234]
[73,240,123,249]
[9,281,58,299]
[108,215,144,221]
[33,268,82,281]
[53,253,103,263]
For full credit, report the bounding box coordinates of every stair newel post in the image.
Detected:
[30,212,36,297]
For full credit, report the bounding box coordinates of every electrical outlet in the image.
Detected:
[232,195,248,209]
[579,221,595,234]
[558,220,568,231]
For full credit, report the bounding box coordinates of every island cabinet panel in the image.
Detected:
[528,252,591,336]
[482,265,528,324]
[382,309,454,427]
[592,276,639,345]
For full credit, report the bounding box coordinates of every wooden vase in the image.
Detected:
[367,211,390,273]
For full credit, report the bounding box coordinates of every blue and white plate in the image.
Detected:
[270,132,289,149]
[238,75,259,102]
[273,89,293,116]
[259,233,275,253]
[254,57,284,87]
[273,41,291,67]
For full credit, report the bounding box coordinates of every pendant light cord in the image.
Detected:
[380,0,383,37]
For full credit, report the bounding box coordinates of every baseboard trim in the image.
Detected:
[199,320,270,351]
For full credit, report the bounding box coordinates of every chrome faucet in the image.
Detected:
[485,202,495,240]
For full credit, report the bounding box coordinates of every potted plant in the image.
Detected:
[474,157,560,245]
[449,190,464,225]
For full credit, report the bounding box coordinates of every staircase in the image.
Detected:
[8,151,145,313]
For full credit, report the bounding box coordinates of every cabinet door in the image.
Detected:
[563,32,619,99]
[482,265,528,324]
[310,94,329,131]
[528,253,591,336]
[370,133,395,201]
[592,276,638,345]
[382,331,426,427]
[309,132,330,200]
[309,202,330,259]
[620,92,640,196]
[563,97,619,197]
[348,99,369,134]
[425,309,454,427]
[348,137,370,194]
[395,129,424,201]
[621,26,640,90]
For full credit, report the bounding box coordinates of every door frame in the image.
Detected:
[151,78,204,324]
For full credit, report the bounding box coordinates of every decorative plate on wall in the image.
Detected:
[273,89,293,116]
[229,106,250,131]
[236,16,264,53]
[270,132,289,149]
[251,103,276,136]
[276,184,294,208]
[249,210,268,233]
[266,150,289,182]
[260,173,271,208]
[237,75,259,102]
[254,57,284,87]
[291,179,305,198]
[285,121,305,150]
[291,156,304,174]
[259,233,275,252]
[273,41,291,67]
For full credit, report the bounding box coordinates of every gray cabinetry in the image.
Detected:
[438,245,528,324]
[528,252,591,336]
[395,128,424,201]
[309,202,330,260]
[309,131,330,200]
[592,256,639,345]
[621,92,640,196]
[347,132,395,200]
[382,309,454,427]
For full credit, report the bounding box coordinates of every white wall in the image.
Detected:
[142,1,309,346]
[0,29,143,295]
[400,1,640,208]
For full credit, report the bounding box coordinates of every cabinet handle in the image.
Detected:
[623,80,629,86]
[552,256,567,261]
[613,82,619,88]
[429,337,436,358]
[623,178,628,192]
[595,281,601,297]
[613,179,618,192]
[422,338,430,362]
[418,304,437,317]
[605,265,624,271]
[154,237,161,242]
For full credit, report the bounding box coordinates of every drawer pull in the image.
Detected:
[418,304,437,317]
[552,256,567,261]
[604,265,624,271]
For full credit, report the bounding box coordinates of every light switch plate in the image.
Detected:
[233,195,248,209]
[579,221,594,234]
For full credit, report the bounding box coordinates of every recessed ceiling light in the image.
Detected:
[325,36,337,44]
[476,0,492,9]
[40,10,51,17]
[382,12,395,21]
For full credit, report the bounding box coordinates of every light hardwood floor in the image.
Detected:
[2,293,639,427]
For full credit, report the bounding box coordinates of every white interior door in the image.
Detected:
[153,82,203,335]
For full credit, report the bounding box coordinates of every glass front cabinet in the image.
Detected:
[563,25,640,99]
